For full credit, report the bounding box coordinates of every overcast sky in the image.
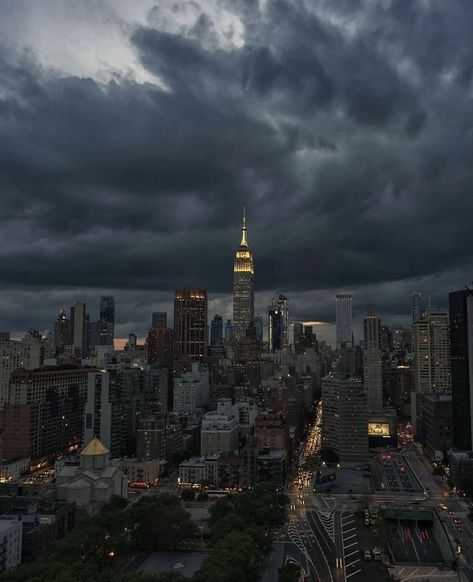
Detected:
[1,0,472,344]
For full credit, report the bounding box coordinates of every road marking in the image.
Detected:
[345,541,358,548]
[343,533,357,541]
[346,558,360,568]
[346,568,362,579]
[343,519,355,526]
[343,527,356,534]
[345,550,359,558]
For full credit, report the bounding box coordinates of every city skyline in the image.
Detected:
[1,1,473,337]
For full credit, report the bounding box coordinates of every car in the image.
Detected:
[457,526,464,533]
[364,550,372,561]
[364,518,370,526]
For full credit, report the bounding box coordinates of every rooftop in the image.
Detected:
[81,436,109,456]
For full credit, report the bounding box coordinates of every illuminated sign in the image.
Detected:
[368,422,391,437]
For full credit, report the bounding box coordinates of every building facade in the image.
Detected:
[449,289,473,450]
[233,208,255,342]
[174,290,208,362]
[322,377,368,463]
[363,305,383,412]
[1,367,91,462]
[336,294,353,348]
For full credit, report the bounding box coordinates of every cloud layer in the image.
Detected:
[1,0,472,340]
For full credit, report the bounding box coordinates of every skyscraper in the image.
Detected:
[336,294,353,348]
[449,289,473,450]
[210,314,224,348]
[54,309,70,354]
[100,295,115,345]
[224,319,234,344]
[254,315,264,343]
[70,302,89,358]
[268,306,284,352]
[363,305,383,412]
[412,307,451,395]
[412,292,423,324]
[147,312,173,367]
[233,207,254,342]
[270,293,289,350]
[174,289,208,362]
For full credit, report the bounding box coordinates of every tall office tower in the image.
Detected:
[147,312,173,367]
[233,207,254,342]
[412,292,423,324]
[152,312,167,329]
[1,367,91,461]
[84,371,127,458]
[70,302,89,358]
[99,295,115,345]
[449,289,473,450]
[210,314,224,348]
[363,305,383,412]
[268,306,284,352]
[53,310,71,354]
[254,315,264,343]
[336,294,353,348]
[174,289,208,362]
[412,307,451,394]
[0,333,42,406]
[322,377,368,463]
[224,319,234,344]
[270,293,289,350]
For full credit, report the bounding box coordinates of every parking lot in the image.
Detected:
[374,453,421,493]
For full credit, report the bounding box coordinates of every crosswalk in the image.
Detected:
[317,510,336,542]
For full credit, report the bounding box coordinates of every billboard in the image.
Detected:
[368,422,391,437]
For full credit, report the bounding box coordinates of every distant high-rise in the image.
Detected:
[210,314,224,348]
[336,294,353,348]
[363,305,383,412]
[70,302,90,358]
[269,293,289,351]
[412,292,423,324]
[152,312,167,329]
[224,319,234,344]
[174,289,208,362]
[412,307,451,394]
[254,315,264,343]
[99,296,115,345]
[233,207,254,342]
[147,312,173,367]
[54,309,70,354]
[449,289,473,450]
[268,306,284,352]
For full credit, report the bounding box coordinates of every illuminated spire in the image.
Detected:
[240,206,248,246]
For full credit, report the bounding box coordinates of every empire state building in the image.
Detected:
[233,207,255,341]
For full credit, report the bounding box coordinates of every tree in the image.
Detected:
[279,563,301,582]
[180,488,195,501]
[129,494,197,550]
[320,447,340,464]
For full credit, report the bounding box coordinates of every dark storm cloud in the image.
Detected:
[1,0,473,335]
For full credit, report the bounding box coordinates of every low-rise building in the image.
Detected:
[56,437,127,512]
[256,448,287,487]
[200,399,239,456]
[447,451,473,496]
[0,457,30,483]
[178,453,221,488]
[0,520,22,571]
[113,458,160,484]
